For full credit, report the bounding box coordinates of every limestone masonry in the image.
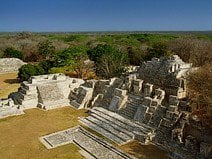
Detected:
[0,55,211,159]
[0,58,26,74]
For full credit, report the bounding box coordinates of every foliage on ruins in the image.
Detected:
[18,64,45,81]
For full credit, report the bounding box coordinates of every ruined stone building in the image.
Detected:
[0,58,26,74]
[0,55,211,159]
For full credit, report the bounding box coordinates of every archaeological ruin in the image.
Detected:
[0,55,211,159]
[0,58,26,74]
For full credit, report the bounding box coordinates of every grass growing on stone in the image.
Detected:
[0,107,88,159]
[0,72,20,98]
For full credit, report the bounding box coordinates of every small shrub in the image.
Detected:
[18,64,45,81]
[3,47,24,60]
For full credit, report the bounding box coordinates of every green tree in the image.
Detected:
[145,41,170,60]
[127,47,143,65]
[39,60,55,74]
[88,44,129,78]
[3,47,24,60]
[38,40,55,60]
[87,44,114,62]
[54,46,89,78]
[18,64,45,81]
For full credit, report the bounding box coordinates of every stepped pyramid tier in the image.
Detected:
[9,73,84,110]
[80,107,155,145]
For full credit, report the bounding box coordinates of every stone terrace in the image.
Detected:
[80,107,155,145]
[40,126,136,159]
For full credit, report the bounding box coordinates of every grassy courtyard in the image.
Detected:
[0,107,88,159]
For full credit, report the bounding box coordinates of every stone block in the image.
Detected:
[169,95,179,106]
[168,105,177,112]
[143,97,152,107]
[133,79,143,94]
[143,83,153,97]
[114,88,127,97]
[109,96,121,111]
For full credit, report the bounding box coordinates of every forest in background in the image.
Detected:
[0,31,211,119]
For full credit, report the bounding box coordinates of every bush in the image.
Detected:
[18,64,45,81]
[39,60,55,74]
[3,47,24,60]
[38,40,55,60]
[88,44,129,78]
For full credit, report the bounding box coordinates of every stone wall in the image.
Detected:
[0,58,26,74]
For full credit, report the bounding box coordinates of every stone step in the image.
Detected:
[91,113,134,138]
[91,108,135,132]
[18,86,37,95]
[80,117,126,145]
[85,116,132,144]
[118,102,138,120]
[70,100,80,109]
[92,107,153,135]
[77,127,136,159]
[87,115,133,142]
[21,82,37,91]
[40,99,70,110]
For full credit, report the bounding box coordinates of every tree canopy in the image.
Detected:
[88,44,129,78]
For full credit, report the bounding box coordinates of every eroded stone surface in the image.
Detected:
[0,58,26,74]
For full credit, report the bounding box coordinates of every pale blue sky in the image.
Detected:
[0,0,211,31]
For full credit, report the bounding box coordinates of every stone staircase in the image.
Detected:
[119,94,142,119]
[9,82,38,109]
[80,107,155,145]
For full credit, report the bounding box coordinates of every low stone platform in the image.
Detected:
[40,126,136,159]
[0,98,24,119]
[80,107,155,145]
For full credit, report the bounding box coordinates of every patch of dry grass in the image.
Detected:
[0,107,88,159]
[119,141,169,159]
[0,72,20,98]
